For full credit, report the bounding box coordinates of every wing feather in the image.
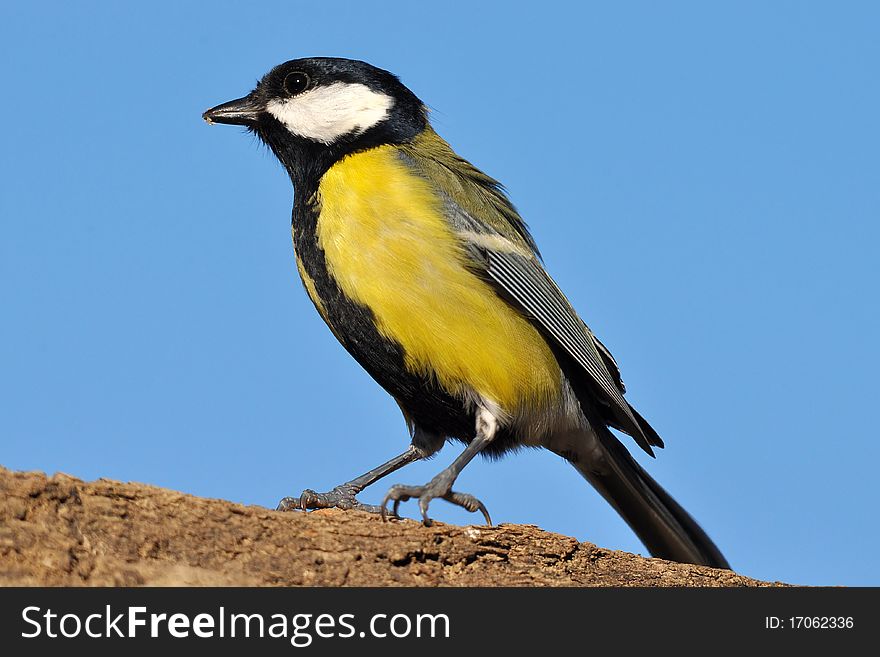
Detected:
[396,138,657,454]
[482,248,656,455]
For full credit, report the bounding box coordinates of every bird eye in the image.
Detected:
[283,71,311,96]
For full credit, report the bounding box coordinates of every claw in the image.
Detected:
[444,491,492,525]
[277,485,386,515]
[379,502,401,522]
[276,496,298,512]
[419,498,432,525]
[298,489,318,510]
[381,484,414,522]
[381,481,492,526]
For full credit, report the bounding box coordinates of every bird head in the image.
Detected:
[203,58,427,180]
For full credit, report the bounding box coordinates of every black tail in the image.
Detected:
[567,427,730,569]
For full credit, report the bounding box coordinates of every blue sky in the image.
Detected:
[2,2,878,586]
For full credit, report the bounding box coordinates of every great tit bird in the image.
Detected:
[203,57,730,569]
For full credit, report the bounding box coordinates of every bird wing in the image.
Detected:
[475,245,656,455]
[395,134,659,454]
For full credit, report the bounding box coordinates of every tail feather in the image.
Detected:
[568,428,730,569]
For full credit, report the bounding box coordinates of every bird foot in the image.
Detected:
[277,483,387,515]
[380,474,492,526]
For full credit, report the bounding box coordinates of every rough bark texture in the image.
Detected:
[0,466,781,587]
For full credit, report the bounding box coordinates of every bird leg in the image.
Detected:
[381,408,497,526]
[277,444,422,515]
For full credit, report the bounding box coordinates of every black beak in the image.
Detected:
[202,95,262,126]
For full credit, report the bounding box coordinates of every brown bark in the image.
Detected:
[0,466,781,587]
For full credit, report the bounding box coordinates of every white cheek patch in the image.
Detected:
[266,82,395,145]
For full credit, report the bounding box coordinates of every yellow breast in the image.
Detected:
[315,145,561,411]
